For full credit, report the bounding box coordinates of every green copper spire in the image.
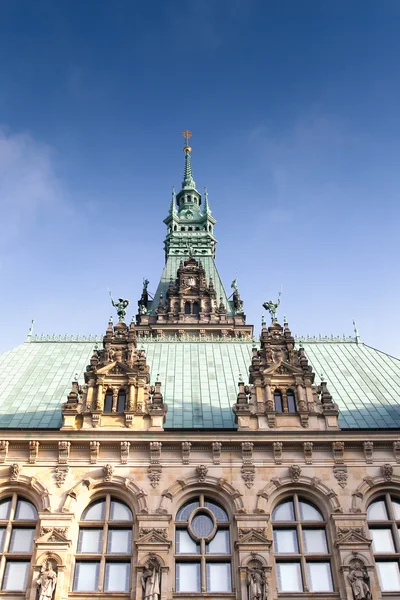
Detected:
[182,129,196,189]
[170,186,177,215]
[204,186,211,215]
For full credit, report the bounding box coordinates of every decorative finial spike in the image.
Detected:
[353,319,361,344]
[26,319,35,342]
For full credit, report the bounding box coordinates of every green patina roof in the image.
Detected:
[0,337,400,429]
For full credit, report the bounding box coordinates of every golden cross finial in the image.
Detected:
[182,130,192,146]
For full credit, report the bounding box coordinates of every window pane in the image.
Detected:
[177,501,200,522]
[273,501,294,522]
[392,499,400,520]
[299,501,323,521]
[15,500,37,520]
[0,527,6,551]
[274,529,298,553]
[376,562,400,591]
[204,501,228,522]
[78,529,103,554]
[367,499,388,520]
[371,529,395,553]
[104,562,130,592]
[2,562,29,591]
[303,529,328,553]
[176,530,200,554]
[9,528,35,553]
[191,514,214,538]
[107,529,131,554]
[176,563,201,592]
[82,501,105,521]
[206,563,231,592]
[73,562,100,591]
[110,500,132,521]
[287,392,296,413]
[0,499,11,520]
[307,562,333,592]
[276,562,303,592]
[207,530,230,554]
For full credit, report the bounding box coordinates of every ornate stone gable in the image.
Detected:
[61,318,167,431]
[233,318,339,431]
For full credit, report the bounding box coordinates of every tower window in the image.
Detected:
[117,390,126,413]
[104,390,113,413]
[184,302,191,315]
[274,389,283,413]
[193,302,200,315]
[287,390,296,413]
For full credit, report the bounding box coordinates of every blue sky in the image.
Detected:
[0,0,399,356]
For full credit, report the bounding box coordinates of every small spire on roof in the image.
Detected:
[353,319,361,344]
[26,319,35,342]
[204,186,211,215]
[170,186,177,215]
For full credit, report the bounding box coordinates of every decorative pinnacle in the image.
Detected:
[204,186,211,214]
[182,130,192,153]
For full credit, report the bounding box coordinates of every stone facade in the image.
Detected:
[0,427,398,599]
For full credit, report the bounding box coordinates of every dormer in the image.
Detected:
[233,318,339,431]
[61,319,167,431]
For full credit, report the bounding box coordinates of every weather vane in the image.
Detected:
[182,130,192,153]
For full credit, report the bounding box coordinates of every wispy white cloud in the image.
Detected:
[0,127,65,249]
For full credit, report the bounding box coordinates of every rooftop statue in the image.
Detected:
[109,290,129,322]
[262,292,281,323]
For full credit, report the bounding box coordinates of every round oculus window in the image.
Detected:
[191,513,214,538]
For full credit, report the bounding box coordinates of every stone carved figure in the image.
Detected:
[348,562,371,600]
[247,567,268,600]
[262,292,281,323]
[141,558,161,600]
[37,561,57,600]
[109,292,129,322]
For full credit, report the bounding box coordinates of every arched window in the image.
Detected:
[184,302,191,315]
[175,495,232,593]
[193,301,200,315]
[272,495,333,593]
[117,389,126,413]
[104,390,113,413]
[287,390,296,413]
[73,496,133,593]
[367,494,400,591]
[274,389,283,413]
[0,495,37,591]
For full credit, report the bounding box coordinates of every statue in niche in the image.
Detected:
[247,566,268,600]
[141,558,161,600]
[37,561,57,600]
[348,561,371,600]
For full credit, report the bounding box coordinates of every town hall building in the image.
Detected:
[0,133,400,600]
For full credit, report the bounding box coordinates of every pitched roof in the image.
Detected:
[0,337,399,429]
